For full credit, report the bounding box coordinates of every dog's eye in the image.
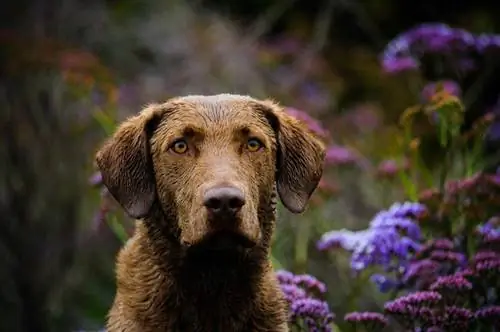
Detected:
[246,138,263,152]
[171,139,189,154]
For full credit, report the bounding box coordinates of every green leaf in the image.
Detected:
[107,214,129,243]
[398,171,418,201]
[270,253,283,270]
[438,118,448,147]
[93,110,117,136]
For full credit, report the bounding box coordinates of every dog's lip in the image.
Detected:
[195,229,257,250]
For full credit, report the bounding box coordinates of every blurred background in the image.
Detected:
[1,0,500,331]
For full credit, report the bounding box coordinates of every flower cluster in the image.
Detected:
[321,171,500,331]
[402,238,468,291]
[380,225,500,331]
[276,270,335,331]
[381,23,500,74]
[317,202,426,292]
[344,311,388,331]
[381,22,500,153]
[299,23,500,332]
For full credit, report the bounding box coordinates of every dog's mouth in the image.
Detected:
[194,229,257,251]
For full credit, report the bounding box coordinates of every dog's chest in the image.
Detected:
[164,282,255,331]
[168,304,250,332]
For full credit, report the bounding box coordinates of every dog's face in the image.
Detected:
[96,94,325,249]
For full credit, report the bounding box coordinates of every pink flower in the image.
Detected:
[325,145,358,166]
[376,159,410,178]
[285,107,329,137]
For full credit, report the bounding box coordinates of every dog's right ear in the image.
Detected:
[258,100,326,214]
[95,105,164,219]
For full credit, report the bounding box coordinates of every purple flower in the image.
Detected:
[385,201,428,219]
[280,284,307,303]
[292,274,327,294]
[316,228,372,252]
[349,228,417,272]
[376,158,409,178]
[381,23,500,74]
[383,299,413,316]
[474,258,500,275]
[370,211,422,240]
[384,301,441,327]
[355,229,407,268]
[441,306,473,330]
[472,250,500,263]
[476,33,500,52]
[89,171,103,186]
[290,298,335,330]
[477,217,500,237]
[384,291,442,320]
[403,259,439,286]
[384,300,433,325]
[382,56,419,73]
[416,239,456,259]
[475,306,500,325]
[415,306,440,325]
[276,270,295,284]
[344,311,388,330]
[276,270,327,294]
[276,270,334,330]
[381,24,455,74]
[318,202,425,292]
[430,250,466,266]
[397,291,443,307]
[429,275,472,298]
[370,274,399,293]
[430,239,456,251]
[481,233,500,250]
[455,268,475,279]
[325,145,359,166]
[384,294,474,330]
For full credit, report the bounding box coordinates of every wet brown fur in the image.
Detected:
[96,94,326,332]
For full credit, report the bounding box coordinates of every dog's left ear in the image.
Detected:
[95,105,164,219]
[259,100,326,214]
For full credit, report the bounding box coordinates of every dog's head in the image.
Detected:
[96,94,325,249]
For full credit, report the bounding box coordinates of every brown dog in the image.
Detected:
[96,94,326,332]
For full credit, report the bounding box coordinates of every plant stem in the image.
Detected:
[294,215,311,274]
[438,147,452,194]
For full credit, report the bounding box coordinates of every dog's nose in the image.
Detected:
[203,186,246,216]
